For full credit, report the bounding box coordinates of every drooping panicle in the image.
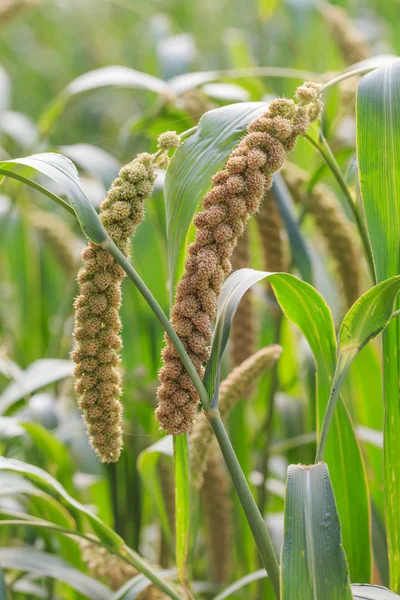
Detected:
[72,153,156,463]
[156,82,323,435]
[190,345,283,489]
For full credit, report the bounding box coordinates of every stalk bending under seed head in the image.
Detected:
[73,133,179,463]
[230,233,256,367]
[318,1,371,66]
[256,190,288,274]
[27,206,81,274]
[282,161,362,308]
[156,81,323,435]
[201,440,233,583]
[190,345,283,489]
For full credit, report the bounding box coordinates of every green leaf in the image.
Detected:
[338,276,400,367]
[204,268,370,582]
[174,434,190,584]
[0,153,107,243]
[137,436,174,549]
[164,101,267,297]
[358,62,400,591]
[39,66,171,134]
[270,275,371,583]
[281,462,352,600]
[0,547,112,600]
[273,174,313,283]
[0,457,124,549]
[0,359,73,414]
[351,585,400,599]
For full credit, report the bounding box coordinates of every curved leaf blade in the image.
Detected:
[358,62,400,590]
[0,547,111,600]
[206,268,370,582]
[0,153,107,243]
[281,462,352,600]
[352,585,400,599]
[164,101,267,297]
[39,66,171,134]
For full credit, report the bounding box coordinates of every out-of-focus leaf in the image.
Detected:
[0,111,38,149]
[358,60,400,591]
[212,569,268,600]
[60,143,120,189]
[111,574,152,600]
[281,462,352,600]
[202,83,250,102]
[0,359,73,414]
[164,101,267,297]
[351,585,400,599]
[0,457,124,549]
[137,436,173,548]
[0,547,111,600]
[0,66,10,113]
[39,66,171,134]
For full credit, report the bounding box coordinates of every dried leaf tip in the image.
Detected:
[72,153,156,463]
[156,82,322,435]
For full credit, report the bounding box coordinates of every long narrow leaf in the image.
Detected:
[357,59,400,590]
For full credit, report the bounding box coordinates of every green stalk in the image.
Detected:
[105,238,281,599]
[208,412,280,598]
[304,132,376,284]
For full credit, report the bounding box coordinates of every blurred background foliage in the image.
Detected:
[0,0,396,598]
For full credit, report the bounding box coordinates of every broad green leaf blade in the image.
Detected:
[39,66,171,134]
[270,274,371,583]
[281,462,352,600]
[358,62,400,589]
[137,436,174,548]
[357,59,400,283]
[164,101,267,296]
[174,434,190,584]
[0,153,107,243]
[0,457,123,549]
[0,547,111,600]
[318,276,400,461]
[212,569,268,600]
[351,585,400,599]
[204,268,370,582]
[0,359,73,414]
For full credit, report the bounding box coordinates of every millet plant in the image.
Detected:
[2,7,400,598]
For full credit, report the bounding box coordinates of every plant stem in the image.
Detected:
[315,365,349,462]
[105,238,281,599]
[305,132,376,284]
[319,64,386,93]
[208,412,280,599]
